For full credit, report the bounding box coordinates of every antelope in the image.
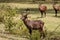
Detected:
[21,12,45,39]
[39,4,47,17]
[53,4,60,17]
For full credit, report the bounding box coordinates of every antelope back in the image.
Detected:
[39,4,47,11]
[59,6,60,10]
[53,4,60,10]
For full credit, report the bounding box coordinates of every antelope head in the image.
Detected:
[21,12,28,20]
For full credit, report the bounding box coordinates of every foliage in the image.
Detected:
[4,6,17,33]
[0,5,17,33]
[0,4,60,40]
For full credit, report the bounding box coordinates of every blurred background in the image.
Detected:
[0,0,60,40]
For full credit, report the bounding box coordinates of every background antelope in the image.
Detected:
[53,4,60,17]
[39,4,47,18]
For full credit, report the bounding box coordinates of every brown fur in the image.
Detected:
[39,4,47,17]
[21,13,45,38]
[53,4,60,17]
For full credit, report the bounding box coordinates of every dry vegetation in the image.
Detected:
[0,3,60,40]
[1,3,60,9]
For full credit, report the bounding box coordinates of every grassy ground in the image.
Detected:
[18,12,60,40]
[0,11,60,40]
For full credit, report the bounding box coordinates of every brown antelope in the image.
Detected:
[21,12,45,39]
[53,4,60,17]
[39,4,47,17]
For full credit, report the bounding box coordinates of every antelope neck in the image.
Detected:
[22,19,28,27]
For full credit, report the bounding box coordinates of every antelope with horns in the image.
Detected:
[21,12,45,39]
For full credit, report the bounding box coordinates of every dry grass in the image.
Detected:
[0,3,60,9]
